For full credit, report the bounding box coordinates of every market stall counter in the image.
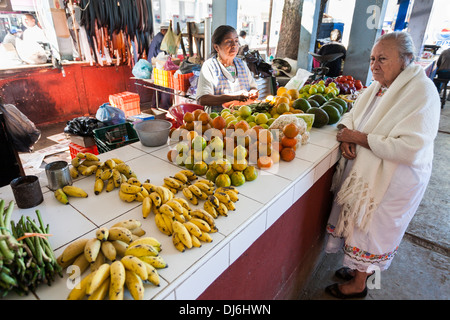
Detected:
[0,125,340,300]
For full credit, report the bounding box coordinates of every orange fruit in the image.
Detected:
[280,147,296,162]
[167,149,178,163]
[234,120,250,132]
[185,121,195,131]
[281,136,298,148]
[276,86,287,96]
[283,123,300,138]
[258,129,272,145]
[212,116,227,130]
[193,109,203,121]
[287,89,299,100]
[187,130,198,142]
[184,112,194,123]
[257,156,273,169]
[276,96,290,106]
[198,112,210,125]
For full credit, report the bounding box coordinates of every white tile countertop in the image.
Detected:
[0,126,340,300]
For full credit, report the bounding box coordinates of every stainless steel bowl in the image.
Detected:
[134,119,172,147]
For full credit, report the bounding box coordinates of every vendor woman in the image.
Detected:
[196,25,259,112]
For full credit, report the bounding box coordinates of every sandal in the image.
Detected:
[325,283,368,299]
[334,267,355,281]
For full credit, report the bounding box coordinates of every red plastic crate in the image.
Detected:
[109,91,140,117]
[69,142,99,159]
[172,72,193,92]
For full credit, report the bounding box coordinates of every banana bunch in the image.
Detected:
[171,209,218,252]
[70,152,104,178]
[162,170,198,194]
[61,219,167,300]
[94,159,138,196]
[182,179,216,206]
[54,185,89,205]
[203,186,239,217]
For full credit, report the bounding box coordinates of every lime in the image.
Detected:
[243,165,258,181]
[255,113,268,125]
[239,105,252,118]
[230,171,246,187]
[193,161,208,176]
[210,112,219,119]
[215,173,231,187]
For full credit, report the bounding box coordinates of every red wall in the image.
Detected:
[0,63,139,126]
[198,167,335,300]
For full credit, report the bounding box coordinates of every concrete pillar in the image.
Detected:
[343,0,388,86]
[212,0,238,32]
[297,0,321,71]
[407,0,434,57]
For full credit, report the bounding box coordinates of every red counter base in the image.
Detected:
[198,166,335,300]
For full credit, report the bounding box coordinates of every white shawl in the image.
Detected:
[331,63,441,238]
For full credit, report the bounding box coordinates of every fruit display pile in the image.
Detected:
[0,200,61,297]
[58,219,167,300]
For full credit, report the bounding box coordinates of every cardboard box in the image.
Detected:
[69,134,96,148]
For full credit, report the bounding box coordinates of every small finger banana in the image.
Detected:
[86,263,110,295]
[125,270,144,300]
[109,260,126,299]
[100,169,113,181]
[172,221,192,249]
[142,196,152,218]
[85,152,100,161]
[120,182,143,194]
[125,243,159,257]
[101,241,117,261]
[149,192,162,209]
[189,218,211,233]
[63,185,88,198]
[54,188,69,205]
[108,227,133,243]
[84,238,102,263]
[155,213,172,236]
[112,219,142,230]
[139,255,167,269]
[94,178,104,195]
[183,221,203,238]
[173,172,189,184]
[172,232,185,252]
[118,190,137,202]
[105,178,115,192]
[95,227,109,241]
[121,255,148,280]
[159,203,175,218]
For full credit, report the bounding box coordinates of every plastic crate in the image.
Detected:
[69,142,99,159]
[172,72,193,92]
[109,92,141,117]
[153,68,176,88]
[93,122,139,153]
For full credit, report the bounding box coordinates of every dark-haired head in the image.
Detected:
[211,25,237,55]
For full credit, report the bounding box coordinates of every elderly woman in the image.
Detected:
[196,25,259,111]
[325,32,441,299]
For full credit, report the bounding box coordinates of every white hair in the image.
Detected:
[375,31,416,67]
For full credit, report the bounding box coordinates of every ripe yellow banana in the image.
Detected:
[120,182,143,194]
[129,237,161,250]
[94,178,104,195]
[111,157,124,165]
[121,255,148,280]
[174,212,186,223]
[172,232,185,252]
[67,272,94,300]
[149,192,162,209]
[125,243,159,257]
[63,185,88,198]
[68,253,90,280]
[82,165,98,176]
[115,163,132,176]
[216,202,229,217]
[86,263,110,295]
[141,260,160,286]
[139,255,167,269]
[194,181,214,194]
[84,238,102,263]
[142,196,152,218]
[173,172,189,184]
[105,159,116,169]
[224,200,236,211]
[106,178,115,192]
[130,226,146,237]
[95,227,109,241]
[198,232,213,243]
[90,251,105,272]
[155,213,172,236]
[70,166,79,179]
[217,187,239,202]
[156,186,172,203]
[142,182,157,193]
[101,241,117,261]
[214,191,231,204]
[85,152,99,161]
[119,189,137,202]
[112,169,121,187]
[71,157,82,167]
[112,219,142,230]
[135,192,145,202]
[60,238,89,263]
[182,207,192,221]
[207,195,220,208]
[165,199,184,214]
[190,209,216,228]
[54,188,69,205]
[161,213,174,234]
[164,177,182,189]
[127,177,141,186]
[198,179,215,188]
[173,197,191,211]
[163,183,178,195]
[100,169,113,180]
[109,260,126,300]
[188,184,203,198]
[189,218,211,233]
[88,277,110,300]
[203,200,218,218]
[111,240,128,257]
[172,221,192,249]
[95,168,103,179]
[125,270,144,300]
[178,169,197,180]
[108,227,133,243]
[191,234,202,248]
[159,203,175,218]
[183,221,203,238]
[182,187,198,205]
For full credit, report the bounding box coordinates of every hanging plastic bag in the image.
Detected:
[95,103,126,126]
[163,57,179,71]
[285,68,312,91]
[0,103,41,153]
[160,22,181,55]
[132,59,153,79]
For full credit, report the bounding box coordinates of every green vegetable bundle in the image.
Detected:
[0,199,62,298]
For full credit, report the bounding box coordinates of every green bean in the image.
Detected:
[3,201,14,231]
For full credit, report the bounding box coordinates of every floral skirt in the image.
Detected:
[325,159,432,273]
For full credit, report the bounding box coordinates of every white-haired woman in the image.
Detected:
[325,32,441,299]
